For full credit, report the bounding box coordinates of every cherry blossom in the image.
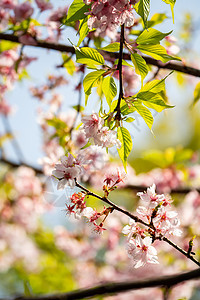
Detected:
[52,153,83,189]
[126,236,159,268]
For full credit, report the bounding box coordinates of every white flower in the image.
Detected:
[126,236,159,268]
[82,113,104,138]
[153,207,182,236]
[52,153,82,189]
[137,184,165,209]
[122,218,136,241]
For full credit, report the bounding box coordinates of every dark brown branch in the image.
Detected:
[1,157,200,194]
[75,180,149,227]
[5,268,200,300]
[114,24,124,121]
[0,33,200,78]
[76,181,200,268]
[125,184,200,194]
[0,157,43,175]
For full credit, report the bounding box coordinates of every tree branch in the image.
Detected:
[0,157,43,175]
[114,24,124,121]
[1,157,200,194]
[0,33,200,78]
[75,181,200,268]
[4,268,200,300]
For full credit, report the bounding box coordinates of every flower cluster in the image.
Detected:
[52,153,83,189]
[66,191,113,234]
[84,0,135,35]
[122,184,182,268]
[81,113,120,148]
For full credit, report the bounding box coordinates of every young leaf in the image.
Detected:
[75,47,105,67]
[136,28,172,45]
[77,18,89,47]
[83,70,105,103]
[162,0,176,23]
[102,76,117,107]
[137,44,180,63]
[62,54,76,75]
[117,127,133,171]
[100,43,120,52]
[131,53,148,84]
[192,82,200,106]
[147,13,167,28]
[133,101,153,129]
[65,0,89,24]
[135,0,150,28]
[136,91,174,112]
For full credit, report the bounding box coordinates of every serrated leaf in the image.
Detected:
[102,76,117,107]
[192,82,200,106]
[147,13,167,28]
[134,101,153,129]
[65,0,89,24]
[117,127,133,171]
[75,47,105,67]
[137,44,180,63]
[114,59,133,68]
[100,43,120,52]
[135,0,150,28]
[162,0,176,23]
[136,28,172,45]
[136,91,174,112]
[62,54,76,75]
[77,17,89,47]
[83,70,105,104]
[111,100,136,115]
[131,53,148,84]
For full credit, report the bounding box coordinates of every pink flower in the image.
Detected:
[35,0,53,12]
[82,113,104,138]
[0,0,17,9]
[52,154,82,189]
[14,2,33,22]
[137,184,165,209]
[153,207,182,236]
[126,236,159,268]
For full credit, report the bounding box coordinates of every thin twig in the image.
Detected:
[75,180,200,268]
[1,115,25,163]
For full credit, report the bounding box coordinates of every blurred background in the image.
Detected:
[1,0,200,299]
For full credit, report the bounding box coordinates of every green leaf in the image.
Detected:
[136,28,172,45]
[136,91,174,112]
[135,0,150,28]
[100,43,120,52]
[0,41,18,52]
[134,101,153,129]
[65,0,89,24]
[192,82,200,106]
[62,54,76,75]
[147,13,167,28]
[137,44,180,63]
[24,281,33,297]
[117,127,133,171]
[131,53,148,84]
[125,117,135,123]
[75,47,105,67]
[114,59,133,68]
[83,70,105,104]
[102,76,117,107]
[77,17,89,47]
[162,0,176,23]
